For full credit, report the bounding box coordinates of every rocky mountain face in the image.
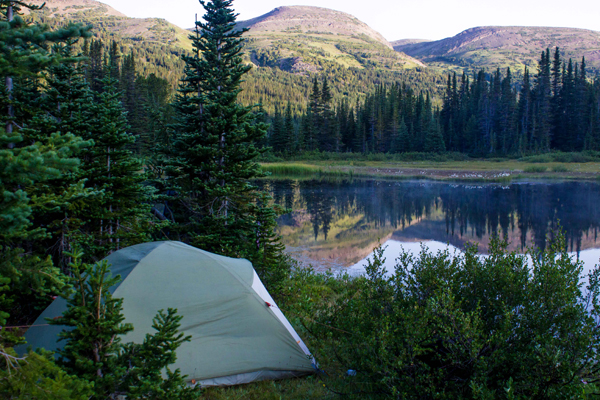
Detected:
[394,26,600,72]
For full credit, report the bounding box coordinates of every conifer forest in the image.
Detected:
[3,0,600,398]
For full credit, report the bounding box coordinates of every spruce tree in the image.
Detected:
[160,0,283,283]
[424,119,445,153]
[0,0,90,336]
[283,100,294,153]
[51,250,133,397]
[269,105,285,153]
[24,41,100,271]
[77,76,152,259]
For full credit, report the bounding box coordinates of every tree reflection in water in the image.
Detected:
[258,179,600,269]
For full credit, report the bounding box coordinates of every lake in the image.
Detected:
[259,179,600,277]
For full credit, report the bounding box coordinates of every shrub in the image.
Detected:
[308,235,600,399]
[552,164,569,172]
[0,350,92,400]
[524,165,547,173]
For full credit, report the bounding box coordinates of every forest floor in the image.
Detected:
[261,160,600,182]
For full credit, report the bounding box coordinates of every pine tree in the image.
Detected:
[424,118,445,153]
[533,49,552,151]
[306,77,321,151]
[86,39,104,92]
[77,76,152,259]
[50,250,133,398]
[0,0,90,338]
[283,100,294,153]
[390,118,408,153]
[160,0,283,284]
[118,309,200,400]
[23,41,100,271]
[269,105,285,152]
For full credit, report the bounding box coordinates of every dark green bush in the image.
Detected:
[524,165,547,173]
[521,151,600,163]
[552,165,569,172]
[309,236,600,399]
[280,150,471,162]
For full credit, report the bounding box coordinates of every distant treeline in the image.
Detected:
[266,48,600,156]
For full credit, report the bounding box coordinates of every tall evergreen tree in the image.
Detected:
[283,100,295,152]
[160,0,286,285]
[0,0,90,336]
[269,105,285,152]
[77,76,152,259]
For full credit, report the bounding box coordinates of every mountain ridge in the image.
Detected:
[235,5,425,73]
[394,25,600,72]
[236,6,393,49]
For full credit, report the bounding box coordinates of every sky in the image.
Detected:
[100,0,600,41]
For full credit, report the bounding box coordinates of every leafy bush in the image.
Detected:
[552,164,569,172]
[0,350,92,400]
[524,165,547,173]
[521,151,600,163]
[308,236,600,399]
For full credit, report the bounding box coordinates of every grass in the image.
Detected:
[260,157,600,182]
[201,375,332,400]
[261,163,355,179]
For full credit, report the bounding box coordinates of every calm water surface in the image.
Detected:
[259,179,600,276]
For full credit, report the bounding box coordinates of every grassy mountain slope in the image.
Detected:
[23,1,444,111]
[394,26,600,73]
[238,6,424,73]
[25,0,191,85]
[233,6,445,113]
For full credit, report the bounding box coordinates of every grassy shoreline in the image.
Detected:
[261,160,600,182]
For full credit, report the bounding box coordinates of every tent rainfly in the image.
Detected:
[22,241,315,386]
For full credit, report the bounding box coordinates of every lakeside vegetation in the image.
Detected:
[261,153,600,182]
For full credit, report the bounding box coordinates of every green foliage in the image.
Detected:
[307,235,600,399]
[74,74,155,260]
[156,0,286,288]
[119,309,201,400]
[524,165,548,173]
[0,0,92,341]
[0,349,92,400]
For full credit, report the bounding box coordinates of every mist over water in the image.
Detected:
[260,179,600,275]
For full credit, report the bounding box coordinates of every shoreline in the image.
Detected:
[261,160,600,182]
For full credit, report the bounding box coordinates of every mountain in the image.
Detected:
[391,39,431,48]
[231,6,441,112]
[237,6,425,73]
[23,1,443,112]
[24,0,192,85]
[237,6,392,49]
[394,26,600,73]
[23,0,125,17]
[26,0,192,51]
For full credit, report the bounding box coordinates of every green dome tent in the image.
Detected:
[22,241,315,386]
